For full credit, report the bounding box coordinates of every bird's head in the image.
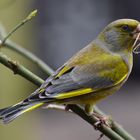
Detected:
[99,19,140,53]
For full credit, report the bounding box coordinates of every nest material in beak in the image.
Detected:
[132,24,140,54]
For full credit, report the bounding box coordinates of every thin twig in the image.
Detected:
[5,40,54,75]
[1,10,37,45]
[45,104,71,112]
[0,24,53,75]
[0,52,44,86]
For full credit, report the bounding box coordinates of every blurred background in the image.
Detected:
[0,0,140,140]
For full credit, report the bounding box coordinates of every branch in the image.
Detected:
[0,26,53,75]
[1,10,37,45]
[0,52,44,86]
[68,105,124,140]
[46,105,135,140]
[0,11,53,75]
[5,40,54,75]
[94,107,136,140]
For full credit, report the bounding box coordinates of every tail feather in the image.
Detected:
[0,102,43,124]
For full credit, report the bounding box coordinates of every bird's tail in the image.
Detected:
[0,102,44,124]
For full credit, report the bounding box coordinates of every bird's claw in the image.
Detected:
[93,115,111,129]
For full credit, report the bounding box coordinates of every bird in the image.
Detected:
[0,19,140,124]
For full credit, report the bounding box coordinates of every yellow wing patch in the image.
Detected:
[54,88,94,99]
[53,73,127,100]
[55,66,70,78]
[22,103,44,114]
[114,73,127,86]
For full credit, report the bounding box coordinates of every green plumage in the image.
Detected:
[0,19,139,123]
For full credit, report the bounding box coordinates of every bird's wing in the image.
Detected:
[28,45,128,101]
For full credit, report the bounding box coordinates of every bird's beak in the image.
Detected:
[132,24,140,39]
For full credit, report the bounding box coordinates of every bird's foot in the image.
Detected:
[94,116,110,129]
[92,113,111,129]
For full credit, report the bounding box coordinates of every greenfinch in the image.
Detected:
[0,19,140,124]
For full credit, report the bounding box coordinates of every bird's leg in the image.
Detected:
[85,104,111,129]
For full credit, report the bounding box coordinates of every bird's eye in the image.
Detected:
[121,25,130,31]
